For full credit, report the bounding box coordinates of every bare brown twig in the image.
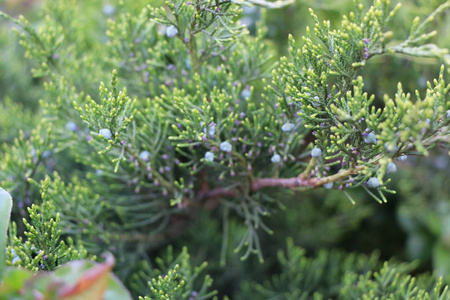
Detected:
[198,156,381,204]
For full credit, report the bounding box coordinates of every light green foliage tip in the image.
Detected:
[5,201,89,273]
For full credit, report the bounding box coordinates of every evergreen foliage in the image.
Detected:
[5,201,88,272]
[240,239,450,299]
[0,0,449,298]
[136,246,216,300]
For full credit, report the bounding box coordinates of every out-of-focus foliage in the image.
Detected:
[1,253,132,300]
[239,238,450,299]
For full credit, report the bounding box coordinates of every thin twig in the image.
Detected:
[199,156,382,203]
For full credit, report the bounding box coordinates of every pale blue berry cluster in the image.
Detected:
[220,141,232,152]
[166,25,178,38]
[99,128,112,139]
[311,147,322,158]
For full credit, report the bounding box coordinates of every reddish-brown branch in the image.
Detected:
[196,177,321,207]
[199,187,238,210]
[251,177,320,190]
[199,187,238,200]
[197,170,238,209]
[197,162,372,205]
